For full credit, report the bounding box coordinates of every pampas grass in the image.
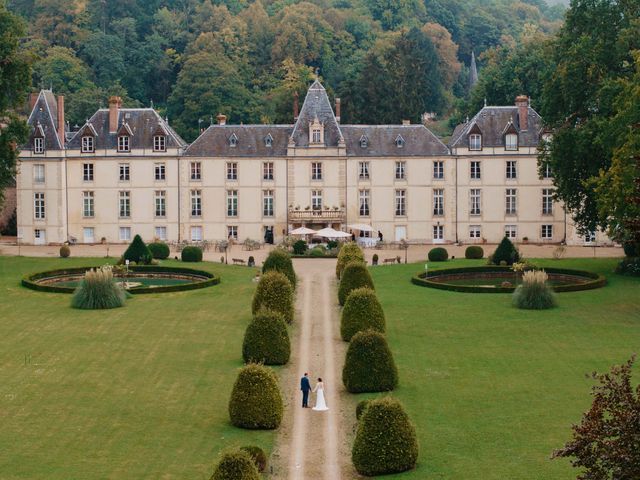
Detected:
[512,270,557,310]
[71,266,127,309]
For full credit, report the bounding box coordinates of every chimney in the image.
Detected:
[402,119,410,126]
[216,113,227,125]
[57,95,65,146]
[109,96,122,133]
[335,97,341,123]
[515,95,529,131]
[29,92,39,111]
[293,91,299,121]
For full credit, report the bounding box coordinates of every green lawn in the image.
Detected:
[368,257,640,479]
[0,256,271,480]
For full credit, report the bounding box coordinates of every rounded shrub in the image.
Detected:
[352,397,419,476]
[211,449,260,480]
[338,261,374,306]
[428,247,448,262]
[342,330,398,393]
[123,234,152,264]
[242,310,290,365]
[59,245,70,258]
[228,363,283,429]
[262,248,296,288]
[148,242,170,259]
[356,399,370,420]
[336,242,365,278]
[251,271,294,324]
[71,266,126,310]
[240,446,267,473]
[465,245,484,259]
[309,246,326,257]
[491,236,520,265]
[292,240,308,255]
[512,270,557,309]
[341,287,385,341]
[181,246,203,262]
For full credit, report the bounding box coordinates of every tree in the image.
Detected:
[553,356,640,479]
[364,0,426,31]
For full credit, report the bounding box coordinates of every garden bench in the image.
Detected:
[383,258,397,264]
[232,258,246,265]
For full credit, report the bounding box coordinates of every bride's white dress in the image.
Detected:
[312,383,329,411]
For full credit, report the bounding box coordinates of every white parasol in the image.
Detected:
[290,227,317,235]
[347,223,374,232]
[314,227,352,238]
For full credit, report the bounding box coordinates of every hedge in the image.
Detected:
[228,363,283,429]
[428,247,448,261]
[342,330,398,393]
[251,270,295,323]
[181,246,203,262]
[338,261,374,306]
[341,287,385,341]
[123,234,152,264]
[465,245,484,259]
[211,450,260,480]
[336,242,365,278]
[262,249,296,288]
[148,242,170,259]
[242,310,291,365]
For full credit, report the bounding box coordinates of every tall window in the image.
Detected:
[542,224,553,239]
[470,189,481,215]
[359,190,370,216]
[34,192,45,219]
[433,161,444,179]
[470,161,481,180]
[312,128,321,143]
[191,190,201,217]
[154,163,166,180]
[469,225,481,239]
[505,225,517,239]
[263,190,274,217]
[119,227,131,241]
[119,191,130,218]
[505,188,517,215]
[227,226,238,240]
[469,133,482,150]
[311,162,322,180]
[311,190,322,210]
[227,190,238,217]
[263,162,274,180]
[395,161,406,180]
[82,191,94,217]
[542,188,554,215]
[153,135,166,152]
[359,162,370,180]
[433,225,444,240]
[155,226,167,241]
[155,190,166,217]
[33,164,45,183]
[83,163,94,181]
[81,136,94,153]
[34,137,44,154]
[505,133,518,150]
[227,162,238,180]
[433,189,444,216]
[191,226,202,241]
[118,136,130,152]
[119,163,130,181]
[190,162,201,181]
[506,161,517,179]
[542,163,553,179]
[395,189,406,216]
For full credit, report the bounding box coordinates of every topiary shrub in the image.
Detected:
[343,330,398,393]
[59,245,70,258]
[491,236,520,265]
[181,246,203,262]
[512,270,557,309]
[211,449,260,480]
[71,266,127,310]
[293,240,308,255]
[123,234,152,264]
[338,261,374,306]
[228,363,283,429]
[465,245,484,259]
[240,446,267,473]
[336,242,365,278]
[356,399,370,420]
[262,248,296,288]
[428,247,448,262]
[352,397,419,476]
[242,310,290,365]
[148,242,170,259]
[309,246,325,257]
[341,287,385,341]
[252,271,294,323]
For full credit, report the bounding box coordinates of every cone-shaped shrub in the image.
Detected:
[491,236,520,265]
[512,270,557,309]
[341,287,385,341]
[240,446,267,473]
[211,449,260,480]
[71,266,127,310]
[148,242,170,259]
[338,261,374,306]
[262,248,296,288]
[352,397,419,476]
[465,245,484,259]
[343,330,398,393]
[243,310,291,365]
[251,271,294,323]
[228,363,283,429]
[336,242,365,278]
[123,234,152,264]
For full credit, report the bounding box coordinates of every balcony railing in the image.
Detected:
[289,208,345,221]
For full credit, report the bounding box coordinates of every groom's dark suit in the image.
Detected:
[301,375,311,407]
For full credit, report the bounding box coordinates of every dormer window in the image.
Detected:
[153,135,166,152]
[229,133,238,148]
[33,137,44,154]
[359,135,368,148]
[265,134,273,148]
[505,133,518,150]
[395,135,405,148]
[118,135,130,152]
[308,118,324,145]
[469,133,482,150]
[82,136,94,153]
[312,128,321,143]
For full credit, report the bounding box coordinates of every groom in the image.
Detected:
[300,372,311,408]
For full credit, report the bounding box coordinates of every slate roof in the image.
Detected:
[341,125,449,156]
[185,125,293,157]
[291,80,343,147]
[25,90,63,150]
[449,106,543,148]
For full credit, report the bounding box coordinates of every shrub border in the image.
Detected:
[411,266,606,293]
[22,265,220,294]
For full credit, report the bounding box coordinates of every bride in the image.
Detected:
[312,378,329,411]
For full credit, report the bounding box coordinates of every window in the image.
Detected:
[226,162,238,180]
[470,161,481,180]
[469,225,481,239]
[505,133,518,150]
[359,162,370,180]
[34,192,45,219]
[83,163,94,181]
[359,190,370,217]
[395,161,406,180]
[191,226,202,241]
[155,163,166,181]
[34,164,45,183]
[118,136,130,152]
[433,225,444,241]
[542,224,553,239]
[263,162,274,180]
[263,190,274,217]
[265,134,273,147]
[34,229,44,242]
[153,135,166,152]
[469,133,482,150]
[584,231,596,244]
[359,135,368,148]
[505,225,517,239]
[542,163,553,179]
[433,161,444,180]
[155,190,166,217]
[81,136,94,153]
[395,135,405,148]
[470,189,481,215]
[155,226,167,241]
[82,191,94,217]
[395,189,406,216]
[506,161,517,179]
[191,190,201,217]
[542,188,554,215]
[312,162,322,180]
[34,137,44,154]
[119,227,131,241]
[311,190,322,210]
[229,133,238,147]
[119,191,130,218]
[506,188,517,215]
[312,128,321,144]
[119,163,130,181]
[227,189,238,217]
[433,189,444,216]
[227,226,238,240]
[190,162,201,181]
